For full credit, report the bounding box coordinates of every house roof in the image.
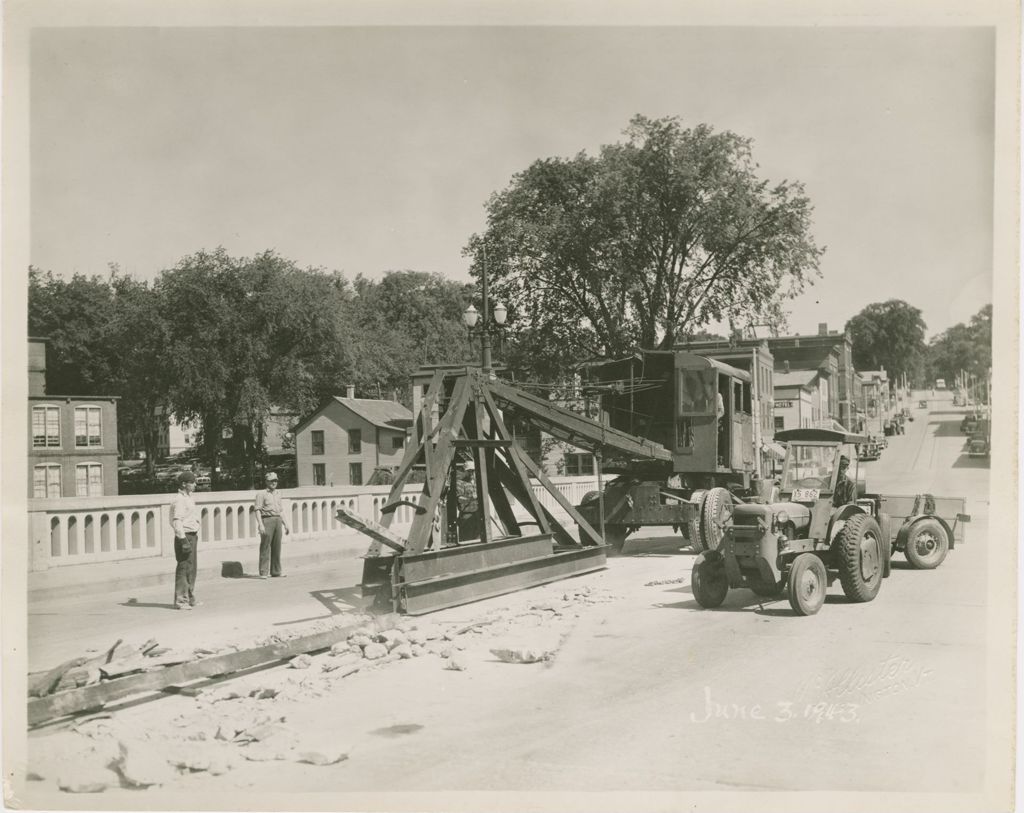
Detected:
[334,397,413,429]
[774,370,818,388]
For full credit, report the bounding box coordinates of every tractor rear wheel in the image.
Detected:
[787,553,827,616]
[691,555,728,609]
[835,513,884,602]
[700,487,733,551]
[904,517,949,569]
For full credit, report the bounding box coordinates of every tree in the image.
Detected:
[845,300,928,385]
[106,271,174,473]
[343,271,475,404]
[465,115,824,382]
[158,249,351,485]
[28,267,119,395]
[927,304,991,385]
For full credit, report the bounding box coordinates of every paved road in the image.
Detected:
[24,391,998,804]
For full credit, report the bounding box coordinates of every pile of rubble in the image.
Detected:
[27,583,617,793]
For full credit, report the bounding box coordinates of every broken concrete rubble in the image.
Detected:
[114,739,177,788]
[362,643,388,660]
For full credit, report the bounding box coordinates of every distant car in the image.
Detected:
[968,435,989,458]
[935,379,946,389]
[195,474,212,491]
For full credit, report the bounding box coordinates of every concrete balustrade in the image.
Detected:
[27,476,600,572]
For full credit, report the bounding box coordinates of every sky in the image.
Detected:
[29,25,995,340]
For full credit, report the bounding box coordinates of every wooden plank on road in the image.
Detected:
[28,622,362,726]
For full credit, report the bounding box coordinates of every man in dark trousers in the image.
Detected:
[170,471,201,609]
[255,472,290,578]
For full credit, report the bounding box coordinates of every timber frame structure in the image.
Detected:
[347,367,670,615]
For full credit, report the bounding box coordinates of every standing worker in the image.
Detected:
[170,471,201,610]
[255,472,290,578]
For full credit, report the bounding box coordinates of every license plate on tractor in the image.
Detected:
[791,488,820,502]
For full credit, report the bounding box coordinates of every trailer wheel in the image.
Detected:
[787,553,827,616]
[835,513,884,602]
[691,555,728,608]
[904,517,949,569]
[700,487,733,551]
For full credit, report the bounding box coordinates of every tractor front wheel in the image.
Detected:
[904,518,950,569]
[691,555,728,609]
[787,553,827,616]
[835,513,884,602]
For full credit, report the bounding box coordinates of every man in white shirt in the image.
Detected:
[255,472,290,578]
[170,471,201,609]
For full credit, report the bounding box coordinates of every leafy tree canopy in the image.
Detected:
[926,304,991,384]
[845,299,928,384]
[465,115,824,382]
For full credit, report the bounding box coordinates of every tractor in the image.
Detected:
[691,428,893,616]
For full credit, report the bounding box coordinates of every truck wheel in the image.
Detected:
[787,553,827,616]
[680,512,704,553]
[904,518,949,569]
[579,491,600,506]
[835,513,884,602]
[700,487,732,551]
[691,555,728,608]
[603,524,629,554]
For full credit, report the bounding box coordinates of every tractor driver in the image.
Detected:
[832,455,857,507]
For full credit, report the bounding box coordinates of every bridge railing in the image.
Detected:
[26,476,600,572]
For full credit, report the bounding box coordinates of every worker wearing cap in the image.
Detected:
[832,455,857,507]
[255,472,290,578]
[170,471,202,609]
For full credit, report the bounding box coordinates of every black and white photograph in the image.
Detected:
[2,1,1019,811]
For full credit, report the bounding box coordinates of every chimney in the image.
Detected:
[346,385,355,399]
[818,322,828,336]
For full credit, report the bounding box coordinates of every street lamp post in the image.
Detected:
[463,246,507,376]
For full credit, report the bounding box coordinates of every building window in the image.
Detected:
[348,429,362,454]
[33,464,61,498]
[75,463,103,497]
[313,463,326,486]
[74,406,102,447]
[32,405,61,448]
[774,416,785,431]
[563,453,595,477]
[392,435,405,451]
[349,462,363,486]
[311,430,325,456]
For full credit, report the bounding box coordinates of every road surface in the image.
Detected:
[22,391,1000,807]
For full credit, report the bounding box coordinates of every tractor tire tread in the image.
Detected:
[836,513,883,603]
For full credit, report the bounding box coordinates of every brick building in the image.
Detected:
[28,337,120,498]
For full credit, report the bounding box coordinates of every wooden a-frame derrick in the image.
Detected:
[350,368,615,614]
